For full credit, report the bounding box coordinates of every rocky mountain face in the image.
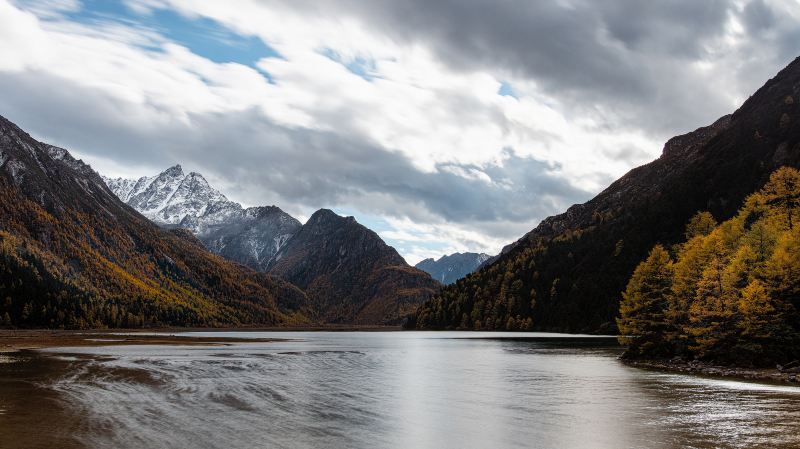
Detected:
[201,206,299,272]
[104,164,230,225]
[415,252,491,285]
[267,209,440,324]
[410,56,800,333]
[104,167,300,271]
[0,115,308,328]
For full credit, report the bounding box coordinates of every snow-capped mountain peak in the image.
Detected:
[102,165,232,226]
[102,165,301,271]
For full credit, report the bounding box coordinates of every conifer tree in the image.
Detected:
[617,245,674,356]
[685,211,717,240]
[765,227,800,327]
[736,280,793,364]
[761,166,800,230]
[667,236,709,351]
[687,248,738,360]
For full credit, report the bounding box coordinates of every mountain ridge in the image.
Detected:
[104,170,440,325]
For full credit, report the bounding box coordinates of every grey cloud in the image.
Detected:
[0,70,591,241]
[7,0,800,251]
[266,0,800,138]
[0,70,175,167]
[743,0,776,33]
[602,145,652,164]
[179,110,591,228]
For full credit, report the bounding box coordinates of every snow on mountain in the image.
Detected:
[103,164,232,225]
[103,176,143,202]
[103,165,300,271]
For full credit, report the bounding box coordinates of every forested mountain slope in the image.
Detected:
[409,56,800,333]
[0,115,308,328]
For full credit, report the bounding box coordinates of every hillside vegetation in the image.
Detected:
[618,167,800,366]
[0,115,309,329]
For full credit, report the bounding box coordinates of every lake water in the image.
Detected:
[1,331,799,449]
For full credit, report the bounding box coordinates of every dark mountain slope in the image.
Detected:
[410,56,800,333]
[0,115,308,328]
[267,209,439,324]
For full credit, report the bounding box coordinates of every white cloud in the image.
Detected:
[10,0,79,18]
[1,0,798,261]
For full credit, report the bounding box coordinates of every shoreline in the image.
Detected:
[154,324,402,332]
[0,329,292,353]
[0,325,402,352]
[623,358,800,385]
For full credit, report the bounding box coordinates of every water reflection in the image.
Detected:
[0,332,797,449]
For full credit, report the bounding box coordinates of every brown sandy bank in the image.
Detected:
[0,325,402,353]
[0,329,288,353]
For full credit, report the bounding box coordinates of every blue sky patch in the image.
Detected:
[144,7,281,67]
[498,81,518,99]
[21,0,280,70]
[319,48,377,81]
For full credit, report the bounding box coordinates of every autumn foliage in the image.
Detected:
[618,167,800,366]
[0,186,309,328]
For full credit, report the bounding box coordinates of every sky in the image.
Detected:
[1,0,800,264]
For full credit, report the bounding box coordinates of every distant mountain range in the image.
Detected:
[415,252,491,285]
[104,165,439,324]
[409,55,800,333]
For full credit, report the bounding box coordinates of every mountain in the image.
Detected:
[199,206,299,271]
[0,114,308,328]
[104,168,300,271]
[409,56,800,333]
[415,252,491,285]
[266,209,440,324]
[103,164,230,226]
[105,167,439,325]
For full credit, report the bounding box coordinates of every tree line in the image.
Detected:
[618,167,800,366]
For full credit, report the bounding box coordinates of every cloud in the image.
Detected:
[264,0,800,137]
[1,0,800,262]
[10,0,79,18]
[0,67,589,245]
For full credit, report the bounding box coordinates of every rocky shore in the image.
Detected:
[623,358,800,385]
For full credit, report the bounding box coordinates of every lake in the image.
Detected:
[1,331,799,448]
